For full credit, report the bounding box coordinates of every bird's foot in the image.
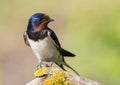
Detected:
[37,64,42,70]
[36,61,54,70]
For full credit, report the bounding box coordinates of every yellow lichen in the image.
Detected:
[43,69,68,85]
[34,67,49,77]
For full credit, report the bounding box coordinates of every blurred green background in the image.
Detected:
[0,0,120,85]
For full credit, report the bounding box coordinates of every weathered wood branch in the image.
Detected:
[26,67,103,85]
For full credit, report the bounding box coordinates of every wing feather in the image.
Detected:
[23,32,30,47]
[47,28,75,57]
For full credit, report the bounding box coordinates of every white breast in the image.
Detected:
[27,37,60,62]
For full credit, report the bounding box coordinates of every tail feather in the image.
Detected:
[56,61,80,76]
[56,63,66,71]
[62,62,80,76]
[61,48,75,57]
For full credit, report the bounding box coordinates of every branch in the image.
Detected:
[26,67,103,85]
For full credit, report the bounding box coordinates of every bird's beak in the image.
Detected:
[47,18,54,22]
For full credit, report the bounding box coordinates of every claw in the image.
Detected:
[37,61,54,70]
[37,61,42,70]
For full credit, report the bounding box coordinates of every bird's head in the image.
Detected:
[27,13,54,32]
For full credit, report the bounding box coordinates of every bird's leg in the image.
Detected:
[36,61,54,70]
[41,61,54,67]
[50,61,54,67]
[37,61,42,70]
[45,61,54,67]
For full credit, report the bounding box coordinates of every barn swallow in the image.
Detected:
[23,13,79,75]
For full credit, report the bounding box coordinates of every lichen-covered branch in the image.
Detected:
[26,67,103,85]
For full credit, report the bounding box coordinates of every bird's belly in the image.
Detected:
[28,37,60,62]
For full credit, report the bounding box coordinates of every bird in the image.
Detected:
[23,13,79,75]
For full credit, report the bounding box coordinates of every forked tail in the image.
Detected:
[63,62,80,76]
[56,61,80,76]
